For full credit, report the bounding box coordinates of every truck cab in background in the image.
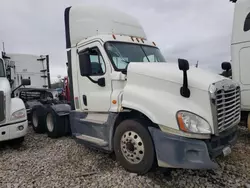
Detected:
[2,52,51,93]
[222,0,250,130]
[0,57,30,144]
[1,52,52,119]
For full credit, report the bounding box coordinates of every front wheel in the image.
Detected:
[114,119,155,175]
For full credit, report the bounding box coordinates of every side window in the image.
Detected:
[244,12,250,32]
[79,47,106,76]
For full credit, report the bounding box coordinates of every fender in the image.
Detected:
[49,103,71,116]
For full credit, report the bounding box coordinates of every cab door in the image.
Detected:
[77,41,112,112]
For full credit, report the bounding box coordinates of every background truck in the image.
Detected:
[1,52,51,93]
[0,57,30,144]
[1,51,55,119]
[30,5,240,174]
[220,0,250,130]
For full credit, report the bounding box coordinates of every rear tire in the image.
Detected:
[247,113,250,131]
[46,109,66,138]
[114,119,155,175]
[31,107,47,133]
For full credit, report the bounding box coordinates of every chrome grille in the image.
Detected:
[0,91,5,122]
[213,81,241,132]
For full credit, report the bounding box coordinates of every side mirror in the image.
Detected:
[221,62,231,71]
[21,79,31,86]
[11,79,31,98]
[79,53,92,76]
[178,59,189,71]
[178,58,190,98]
[97,77,105,87]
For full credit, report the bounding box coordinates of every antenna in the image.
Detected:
[195,60,199,68]
[2,42,5,52]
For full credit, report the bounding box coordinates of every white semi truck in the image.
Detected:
[220,0,250,130]
[2,52,51,92]
[0,57,30,144]
[30,5,241,174]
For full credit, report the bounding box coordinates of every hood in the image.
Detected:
[127,62,226,91]
[0,77,11,93]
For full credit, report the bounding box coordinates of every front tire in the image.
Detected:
[114,119,155,175]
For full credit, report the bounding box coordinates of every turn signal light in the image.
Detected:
[177,113,187,132]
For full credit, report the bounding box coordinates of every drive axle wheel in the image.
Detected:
[46,109,66,138]
[114,119,155,175]
[247,113,250,131]
[31,107,46,133]
[46,113,54,133]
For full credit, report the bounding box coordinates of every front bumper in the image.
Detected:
[0,120,28,142]
[148,126,237,169]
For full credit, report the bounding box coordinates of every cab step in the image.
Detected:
[75,134,108,147]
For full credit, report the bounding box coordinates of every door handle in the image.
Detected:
[83,95,87,106]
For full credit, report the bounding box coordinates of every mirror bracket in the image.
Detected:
[87,76,105,87]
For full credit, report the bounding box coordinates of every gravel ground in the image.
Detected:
[0,126,249,188]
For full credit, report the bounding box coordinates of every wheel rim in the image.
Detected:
[46,113,54,132]
[32,112,38,128]
[120,131,145,164]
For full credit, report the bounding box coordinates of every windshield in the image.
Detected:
[0,59,5,77]
[104,42,166,70]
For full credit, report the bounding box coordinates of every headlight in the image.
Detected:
[11,109,26,121]
[209,84,217,94]
[177,111,211,134]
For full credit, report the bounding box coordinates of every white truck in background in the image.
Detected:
[0,57,30,144]
[220,0,250,130]
[1,52,51,94]
[1,52,52,118]
[30,5,241,174]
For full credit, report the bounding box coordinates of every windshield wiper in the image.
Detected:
[121,59,130,64]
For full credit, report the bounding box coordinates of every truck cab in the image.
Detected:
[58,5,242,174]
[2,53,51,91]
[0,57,30,143]
[221,0,250,129]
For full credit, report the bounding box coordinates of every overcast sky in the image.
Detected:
[0,0,235,82]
